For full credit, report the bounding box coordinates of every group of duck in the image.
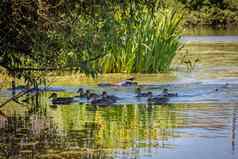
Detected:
[49,86,178,106]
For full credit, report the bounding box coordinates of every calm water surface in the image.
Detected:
[0,31,238,159]
[182,35,238,42]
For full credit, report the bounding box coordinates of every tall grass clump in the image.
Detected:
[97,8,183,73]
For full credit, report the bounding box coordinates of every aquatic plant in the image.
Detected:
[97,8,183,73]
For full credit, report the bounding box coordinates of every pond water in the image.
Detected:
[182,35,238,42]
[0,30,238,159]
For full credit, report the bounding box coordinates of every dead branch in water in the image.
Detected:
[0,88,34,108]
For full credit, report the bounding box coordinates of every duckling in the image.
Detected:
[160,88,178,97]
[89,96,115,106]
[135,87,152,97]
[49,93,74,105]
[147,94,169,105]
[85,90,100,100]
[101,91,119,102]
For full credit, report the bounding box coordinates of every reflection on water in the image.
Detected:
[0,95,237,159]
[1,33,238,158]
[182,35,238,42]
[183,26,238,36]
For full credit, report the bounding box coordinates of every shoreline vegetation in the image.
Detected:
[0,1,183,81]
[0,0,238,89]
[175,0,238,28]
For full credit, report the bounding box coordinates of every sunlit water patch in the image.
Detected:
[182,35,238,42]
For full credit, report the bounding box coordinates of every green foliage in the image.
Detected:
[0,0,184,84]
[176,0,238,27]
[0,1,166,78]
[95,8,183,73]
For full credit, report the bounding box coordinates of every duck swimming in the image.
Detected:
[135,87,152,97]
[101,91,120,102]
[85,90,100,100]
[49,93,74,105]
[89,95,115,106]
[147,94,169,105]
[159,88,178,97]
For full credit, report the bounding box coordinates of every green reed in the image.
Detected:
[96,8,183,73]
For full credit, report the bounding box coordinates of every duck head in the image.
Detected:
[85,90,90,97]
[86,90,99,100]
[101,91,108,98]
[49,93,57,99]
[135,87,141,94]
[162,88,168,94]
[77,88,84,93]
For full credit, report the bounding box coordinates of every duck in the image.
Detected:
[85,90,100,100]
[89,96,115,106]
[135,87,152,97]
[101,91,120,102]
[147,94,169,105]
[75,88,87,98]
[49,93,74,105]
[116,80,138,87]
[98,77,137,87]
[159,88,178,97]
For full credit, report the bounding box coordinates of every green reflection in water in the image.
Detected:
[0,90,235,159]
[49,103,209,151]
